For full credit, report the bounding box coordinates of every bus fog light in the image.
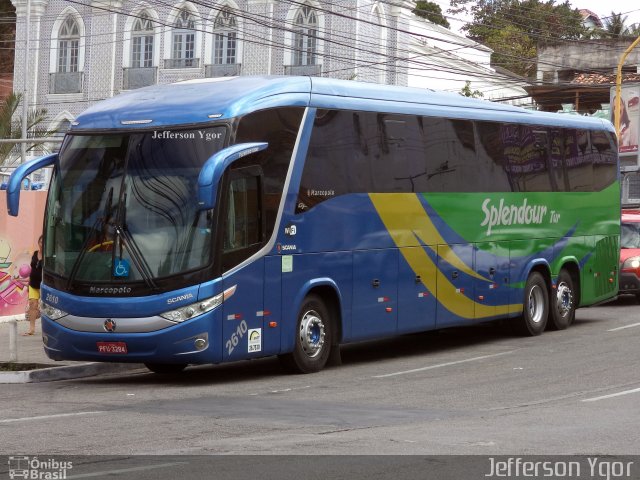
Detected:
[194,338,207,350]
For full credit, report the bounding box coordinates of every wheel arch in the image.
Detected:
[555,258,581,307]
[527,260,552,290]
[286,278,345,351]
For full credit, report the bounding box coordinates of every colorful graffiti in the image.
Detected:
[0,190,47,317]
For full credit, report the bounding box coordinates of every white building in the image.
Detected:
[11,0,530,136]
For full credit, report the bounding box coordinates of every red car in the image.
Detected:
[620,209,640,300]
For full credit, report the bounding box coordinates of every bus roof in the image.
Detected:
[72,76,613,133]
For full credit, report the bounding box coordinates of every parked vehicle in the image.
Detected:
[620,209,640,300]
[6,76,621,375]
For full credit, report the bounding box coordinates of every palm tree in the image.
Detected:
[603,12,628,37]
[627,23,640,37]
[0,92,49,168]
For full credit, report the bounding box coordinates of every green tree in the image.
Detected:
[603,11,627,37]
[628,23,640,37]
[460,81,484,98]
[412,1,450,28]
[448,0,587,77]
[0,92,50,167]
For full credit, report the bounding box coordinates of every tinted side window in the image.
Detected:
[297,112,615,206]
[375,113,425,192]
[234,107,304,235]
[592,131,618,191]
[549,129,570,191]
[420,118,477,192]
[476,121,512,192]
[297,110,365,213]
[565,129,594,192]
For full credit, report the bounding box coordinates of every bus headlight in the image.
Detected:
[160,293,223,323]
[40,301,69,321]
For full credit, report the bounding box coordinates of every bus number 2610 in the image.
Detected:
[226,320,248,355]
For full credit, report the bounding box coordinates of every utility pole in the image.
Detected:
[614,35,640,140]
[20,0,32,163]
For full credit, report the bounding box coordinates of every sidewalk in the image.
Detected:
[0,317,60,365]
[0,318,145,382]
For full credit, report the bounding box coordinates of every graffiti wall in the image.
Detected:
[0,191,47,317]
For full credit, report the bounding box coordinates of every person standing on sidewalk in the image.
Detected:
[23,235,43,336]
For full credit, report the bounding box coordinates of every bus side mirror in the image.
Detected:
[197,142,268,210]
[6,153,58,216]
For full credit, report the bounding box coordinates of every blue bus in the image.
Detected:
[7,76,619,374]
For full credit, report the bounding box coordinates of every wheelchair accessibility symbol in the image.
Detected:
[113,259,130,277]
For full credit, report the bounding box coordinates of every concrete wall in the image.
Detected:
[537,39,640,81]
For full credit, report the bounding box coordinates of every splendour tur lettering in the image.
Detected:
[480,198,548,236]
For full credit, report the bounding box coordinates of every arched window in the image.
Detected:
[171,9,197,67]
[213,8,237,65]
[293,5,317,66]
[57,17,79,73]
[131,12,154,68]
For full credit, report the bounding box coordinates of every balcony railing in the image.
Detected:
[49,72,83,94]
[284,64,322,76]
[205,63,241,78]
[123,67,157,90]
[164,58,200,69]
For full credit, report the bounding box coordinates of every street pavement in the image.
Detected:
[0,296,639,458]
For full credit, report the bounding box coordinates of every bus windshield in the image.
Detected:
[45,127,227,288]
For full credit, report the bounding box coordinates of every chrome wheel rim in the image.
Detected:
[556,281,573,318]
[299,310,325,358]
[528,285,545,324]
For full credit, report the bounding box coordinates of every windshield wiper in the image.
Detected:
[114,192,159,291]
[66,187,114,290]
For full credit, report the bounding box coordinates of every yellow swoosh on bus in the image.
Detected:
[369,193,485,280]
[369,193,520,319]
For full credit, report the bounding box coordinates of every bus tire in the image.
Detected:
[548,269,576,330]
[279,294,333,374]
[144,363,188,374]
[513,272,548,336]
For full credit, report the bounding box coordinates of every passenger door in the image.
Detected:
[220,167,266,362]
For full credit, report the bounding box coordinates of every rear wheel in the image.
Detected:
[279,294,333,374]
[513,272,548,336]
[144,363,188,374]
[548,269,576,330]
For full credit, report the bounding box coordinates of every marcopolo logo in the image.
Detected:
[481,198,549,236]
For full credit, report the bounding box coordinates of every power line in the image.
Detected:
[10,0,631,113]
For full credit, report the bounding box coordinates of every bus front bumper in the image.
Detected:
[41,314,220,365]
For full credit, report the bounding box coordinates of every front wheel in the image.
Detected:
[548,269,576,330]
[513,272,549,336]
[144,363,188,374]
[279,294,333,374]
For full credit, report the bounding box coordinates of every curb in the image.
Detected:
[0,362,146,384]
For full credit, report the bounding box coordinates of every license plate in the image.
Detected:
[97,342,128,354]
